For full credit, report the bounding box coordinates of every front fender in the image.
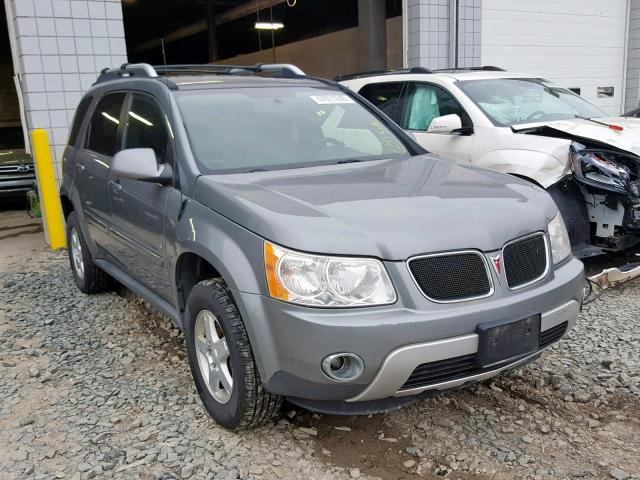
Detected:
[174,199,267,296]
[173,199,277,380]
[476,149,571,188]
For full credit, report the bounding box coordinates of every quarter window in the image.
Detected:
[87,93,125,157]
[401,83,469,132]
[123,95,170,165]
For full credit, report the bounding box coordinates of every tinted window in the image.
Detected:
[401,83,469,131]
[0,126,25,150]
[68,96,93,147]
[359,82,404,123]
[123,95,170,165]
[177,87,409,174]
[87,93,125,157]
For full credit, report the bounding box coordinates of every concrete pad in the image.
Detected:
[0,197,47,268]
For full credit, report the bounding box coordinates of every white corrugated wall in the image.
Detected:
[481,0,628,114]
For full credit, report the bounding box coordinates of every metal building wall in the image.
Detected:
[626,0,640,112]
[4,0,128,183]
[406,0,482,70]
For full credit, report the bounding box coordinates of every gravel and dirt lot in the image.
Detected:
[1,225,639,480]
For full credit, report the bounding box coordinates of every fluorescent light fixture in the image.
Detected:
[101,111,120,124]
[255,21,284,30]
[128,111,153,126]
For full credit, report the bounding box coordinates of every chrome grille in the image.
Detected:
[503,233,548,289]
[408,251,492,302]
[0,164,35,176]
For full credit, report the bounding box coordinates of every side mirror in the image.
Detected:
[427,114,463,134]
[111,148,172,185]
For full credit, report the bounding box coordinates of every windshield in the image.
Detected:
[176,86,410,174]
[457,78,607,127]
[0,127,26,150]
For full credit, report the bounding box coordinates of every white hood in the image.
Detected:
[512,117,640,157]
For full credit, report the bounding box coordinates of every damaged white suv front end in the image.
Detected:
[342,71,640,258]
[511,117,640,257]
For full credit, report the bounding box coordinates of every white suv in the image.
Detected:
[340,67,640,258]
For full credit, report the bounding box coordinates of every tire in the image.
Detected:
[66,211,112,294]
[184,278,281,430]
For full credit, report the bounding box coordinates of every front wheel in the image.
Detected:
[184,278,281,430]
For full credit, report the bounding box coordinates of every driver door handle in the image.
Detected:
[110,180,122,193]
[75,163,85,173]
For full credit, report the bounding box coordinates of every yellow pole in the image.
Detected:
[31,129,66,249]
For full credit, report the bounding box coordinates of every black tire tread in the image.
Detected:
[66,212,112,294]
[196,278,281,429]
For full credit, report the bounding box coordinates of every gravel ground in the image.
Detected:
[1,249,639,480]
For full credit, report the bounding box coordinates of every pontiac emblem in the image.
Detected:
[490,254,501,275]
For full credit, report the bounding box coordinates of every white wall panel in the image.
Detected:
[481,0,628,114]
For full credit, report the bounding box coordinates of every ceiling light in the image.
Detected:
[255,22,284,30]
[128,111,153,126]
[101,111,120,124]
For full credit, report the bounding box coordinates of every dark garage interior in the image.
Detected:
[122,0,403,78]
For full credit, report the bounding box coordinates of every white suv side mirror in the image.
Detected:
[427,114,463,134]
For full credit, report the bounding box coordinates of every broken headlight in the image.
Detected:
[569,143,631,193]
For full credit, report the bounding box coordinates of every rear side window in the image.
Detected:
[123,94,170,165]
[68,96,92,147]
[359,82,404,124]
[87,92,126,157]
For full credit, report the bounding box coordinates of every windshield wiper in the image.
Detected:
[244,168,267,173]
[336,159,362,164]
[575,115,624,132]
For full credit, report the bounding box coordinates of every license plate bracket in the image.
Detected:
[476,314,541,367]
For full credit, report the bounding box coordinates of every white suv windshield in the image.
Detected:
[457,78,607,127]
[177,86,410,174]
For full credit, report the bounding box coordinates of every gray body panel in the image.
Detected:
[194,156,556,260]
[59,73,584,406]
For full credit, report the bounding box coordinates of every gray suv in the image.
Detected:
[60,63,584,430]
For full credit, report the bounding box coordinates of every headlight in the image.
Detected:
[569,143,630,193]
[548,213,571,265]
[264,241,396,307]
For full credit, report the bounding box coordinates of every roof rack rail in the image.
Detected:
[152,63,306,76]
[334,66,433,82]
[95,62,306,85]
[433,65,506,73]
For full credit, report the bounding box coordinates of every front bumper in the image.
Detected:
[349,299,578,401]
[0,177,35,197]
[233,256,584,404]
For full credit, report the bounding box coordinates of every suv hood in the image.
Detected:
[0,148,32,166]
[513,117,640,157]
[195,156,556,261]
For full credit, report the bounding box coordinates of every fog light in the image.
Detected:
[321,353,364,382]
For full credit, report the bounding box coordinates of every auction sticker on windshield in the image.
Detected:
[310,95,355,105]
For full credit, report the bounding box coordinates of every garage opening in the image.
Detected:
[1,0,35,208]
[122,0,403,79]
[0,1,24,150]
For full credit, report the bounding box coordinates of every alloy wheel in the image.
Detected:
[70,227,85,280]
[194,310,233,404]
